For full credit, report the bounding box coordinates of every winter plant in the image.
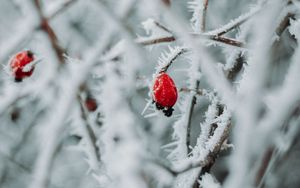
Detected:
[0,0,300,188]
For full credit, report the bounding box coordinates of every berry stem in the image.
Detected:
[160,48,188,73]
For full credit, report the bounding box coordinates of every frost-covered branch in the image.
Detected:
[29,32,111,188]
[136,33,245,48]
[46,0,80,20]
[206,3,262,36]
[33,0,65,64]
[77,94,102,172]
[201,0,209,32]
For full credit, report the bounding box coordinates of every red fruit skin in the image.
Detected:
[85,98,98,112]
[10,51,35,81]
[152,72,178,108]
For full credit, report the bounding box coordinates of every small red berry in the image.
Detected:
[10,50,35,82]
[85,97,98,112]
[152,72,178,117]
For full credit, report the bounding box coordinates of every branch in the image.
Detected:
[201,0,209,32]
[136,34,245,48]
[179,87,204,96]
[77,94,102,171]
[186,80,200,155]
[29,33,112,188]
[47,0,80,20]
[206,4,262,36]
[0,0,77,63]
[34,0,66,64]
[275,12,295,37]
[160,48,188,73]
[153,123,230,176]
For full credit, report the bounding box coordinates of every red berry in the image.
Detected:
[152,72,177,116]
[10,50,35,82]
[85,97,98,112]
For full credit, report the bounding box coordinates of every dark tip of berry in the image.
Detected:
[27,50,34,58]
[14,78,22,82]
[155,102,164,110]
[163,107,174,117]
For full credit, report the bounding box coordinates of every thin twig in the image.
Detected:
[154,20,172,34]
[201,0,209,32]
[0,0,77,63]
[34,0,66,64]
[160,48,188,73]
[254,13,296,187]
[77,94,102,166]
[206,5,262,36]
[179,88,203,96]
[137,34,245,48]
[0,151,62,188]
[155,123,230,176]
[47,0,79,20]
[275,12,295,36]
[186,80,200,155]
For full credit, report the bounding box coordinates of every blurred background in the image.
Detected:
[0,0,299,188]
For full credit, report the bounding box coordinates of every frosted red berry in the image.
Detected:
[10,50,35,82]
[152,72,178,117]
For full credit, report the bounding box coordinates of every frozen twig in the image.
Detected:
[46,0,80,20]
[33,0,66,64]
[136,34,245,48]
[179,88,204,96]
[29,30,111,188]
[186,80,200,155]
[224,1,287,188]
[206,4,262,36]
[201,0,209,32]
[0,0,77,63]
[77,95,102,171]
[159,47,188,73]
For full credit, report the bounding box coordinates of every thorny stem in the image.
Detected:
[152,124,230,176]
[214,8,260,36]
[160,48,188,73]
[193,104,225,188]
[227,53,245,82]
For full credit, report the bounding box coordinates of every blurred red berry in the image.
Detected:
[10,50,35,82]
[161,0,171,6]
[152,72,177,116]
[85,97,98,112]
